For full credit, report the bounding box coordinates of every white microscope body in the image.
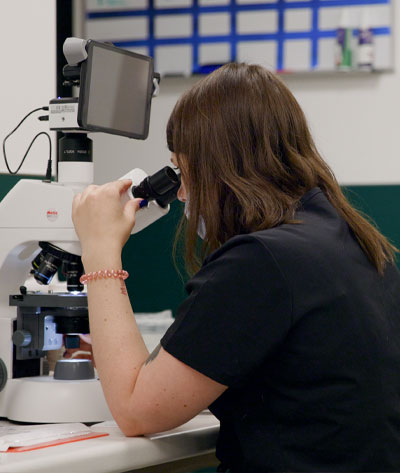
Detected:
[0,37,173,423]
[0,163,168,423]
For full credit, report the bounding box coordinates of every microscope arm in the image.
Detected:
[0,170,169,294]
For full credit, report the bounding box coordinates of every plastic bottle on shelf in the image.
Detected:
[357,9,374,71]
[336,9,353,71]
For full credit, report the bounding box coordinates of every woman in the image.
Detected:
[72,63,400,472]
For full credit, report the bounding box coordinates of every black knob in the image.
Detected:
[0,359,7,392]
[12,330,32,347]
[54,360,95,380]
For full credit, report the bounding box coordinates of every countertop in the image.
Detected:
[0,413,220,473]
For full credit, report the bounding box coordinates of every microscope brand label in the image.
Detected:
[51,104,76,114]
[47,209,58,222]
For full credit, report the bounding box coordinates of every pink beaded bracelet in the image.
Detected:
[79,269,129,285]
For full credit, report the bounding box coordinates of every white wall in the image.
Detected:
[0,0,56,176]
[87,1,400,186]
[0,2,397,184]
[284,68,400,186]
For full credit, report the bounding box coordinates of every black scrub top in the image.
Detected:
[161,188,400,472]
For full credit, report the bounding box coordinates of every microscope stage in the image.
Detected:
[10,292,88,308]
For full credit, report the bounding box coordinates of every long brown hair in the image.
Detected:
[167,63,396,275]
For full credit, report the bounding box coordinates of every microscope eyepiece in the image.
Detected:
[132,166,180,208]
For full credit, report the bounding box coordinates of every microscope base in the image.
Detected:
[0,376,113,423]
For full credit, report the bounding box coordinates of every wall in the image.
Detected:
[91,1,400,186]
[0,0,56,176]
[1,1,400,317]
[0,1,395,184]
[86,2,400,312]
[84,2,400,316]
[283,69,400,186]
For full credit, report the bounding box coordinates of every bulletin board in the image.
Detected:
[84,0,393,75]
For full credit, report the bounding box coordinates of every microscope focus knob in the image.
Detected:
[54,359,95,380]
[12,330,32,347]
[0,359,7,392]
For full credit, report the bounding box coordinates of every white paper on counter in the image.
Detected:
[0,422,92,452]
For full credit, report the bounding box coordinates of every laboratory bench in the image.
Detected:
[0,412,219,473]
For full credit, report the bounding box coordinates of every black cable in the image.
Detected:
[3,106,52,176]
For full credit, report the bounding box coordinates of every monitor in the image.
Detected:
[78,40,154,140]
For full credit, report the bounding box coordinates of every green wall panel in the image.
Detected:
[1,177,399,473]
[343,185,400,254]
[0,175,29,199]
[1,176,399,317]
[123,200,187,316]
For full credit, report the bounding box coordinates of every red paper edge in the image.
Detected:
[5,432,109,453]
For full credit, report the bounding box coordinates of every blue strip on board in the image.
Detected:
[311,0,319,69]
[317,26,391,38]
[196,64,224,74]
[192,0,199,73]
[230,0,236,63]
[277,0,284,71]
[88,4,277,19]
[87,0,390,19]
[112,26,391,50]
[148,0,154,57]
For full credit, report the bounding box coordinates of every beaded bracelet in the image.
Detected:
[79,269,129,285]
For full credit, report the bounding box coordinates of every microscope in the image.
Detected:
[0,38,180,423]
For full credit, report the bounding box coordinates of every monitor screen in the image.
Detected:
[78,41,154,139]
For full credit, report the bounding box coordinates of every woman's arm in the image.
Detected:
[72,180,226,436]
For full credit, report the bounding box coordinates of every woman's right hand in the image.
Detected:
[72,179,143,263]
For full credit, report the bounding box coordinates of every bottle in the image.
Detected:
[336,9,353,71]
[357,9,374,70]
